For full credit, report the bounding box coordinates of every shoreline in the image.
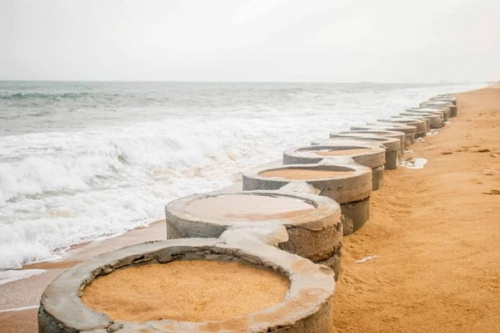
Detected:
[1,87,499,332]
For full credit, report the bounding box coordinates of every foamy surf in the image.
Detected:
[0,269,45,286]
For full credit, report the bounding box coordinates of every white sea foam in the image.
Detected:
[0,82,485,269]
[0,269,45,286]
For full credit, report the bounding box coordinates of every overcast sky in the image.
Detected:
[0,0,499,82]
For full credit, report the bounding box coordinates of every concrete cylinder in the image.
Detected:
[38,239,336,333]
[165,190,343,276]
[313,136,399,170]
[421,101,457,117]
[391,115,430,132]
[376,118,427,138]
[430,94,456,106]
[399,112,443,129]
[408,107,449,122]
[242,164,372,235]
[339,129,406,158]
[354,124,417,148]
[282,144,385,191]
[405,108,446,123]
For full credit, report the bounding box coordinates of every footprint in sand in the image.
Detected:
[483,190,500,195]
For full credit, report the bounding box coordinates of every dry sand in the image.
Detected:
[82,260,290,322]
[260,168,354,180]
[0,87,499,332]
[332,87,500,333]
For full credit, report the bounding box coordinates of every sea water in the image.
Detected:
[0,81,483,269]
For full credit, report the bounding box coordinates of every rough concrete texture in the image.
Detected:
[242,163,372,235]
[282,144,385,191]
[38,239,336,333]
[399,112,443,128]
[406,107,446,121]
[351,124,416,148]
[242,164,372,205]
[165,190,343,264]
[421,101,457,117]
[317,135,400,170]
[336,130,406,158]
[409,106,450,121]
[283,144,386,170]
[390,115,430,132]
[376,118,427,137]
[338,197,370,235]
[430,94,456,105]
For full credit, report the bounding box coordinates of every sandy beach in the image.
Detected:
[1,87,499,332]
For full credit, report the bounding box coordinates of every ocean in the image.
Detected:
[0,81,483,270]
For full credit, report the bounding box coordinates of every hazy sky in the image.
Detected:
[1,0,499,82]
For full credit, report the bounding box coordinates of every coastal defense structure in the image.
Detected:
[38,239,335,333]
[38,93,457,333]
[330,130,406,158]
[242,163,372,235]
[282,143,386,190]
[321,134,401,169]
[165,191,344,277]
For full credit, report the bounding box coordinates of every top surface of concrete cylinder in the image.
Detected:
[165,190,342,263]
[317,134,400,152]
[399,112,442,128]
[166,190,340,233]
[39,239,336,333]
[420,100,454,108]
[407,107,450,120]
[283,144,386,169]
[376,118,427,133]
[242,163,372,204]
[405,108,445,119]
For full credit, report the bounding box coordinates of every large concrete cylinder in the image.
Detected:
[399,112,443,129]
[242,164,372,235]
[165,190,343,277]
[317,134,400,170]
[282,144,385,191]
[352,124,417,148]
[376,118,427,138]
[38,239,336,333]
[336,129,406,158]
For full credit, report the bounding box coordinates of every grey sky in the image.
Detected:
[0,0,499,82]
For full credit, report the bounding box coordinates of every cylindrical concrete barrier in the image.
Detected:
[282,144,385,191]
[376,118,427,138]
[165,190,343,276]
[242,164,372,235]
[355,124,417,147]
[38,239,336,333]
[405,108,446,123]
[407,107,449,122]
[421,101,457,117]
[399,112,443,129]
[312,135,399,170]
[389,115,430,132]
[430,94,456,106]
[339,129,406,158]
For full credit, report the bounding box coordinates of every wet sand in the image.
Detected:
[260,168,353,180]
[1,87,499,332]
[82,261,290,322]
